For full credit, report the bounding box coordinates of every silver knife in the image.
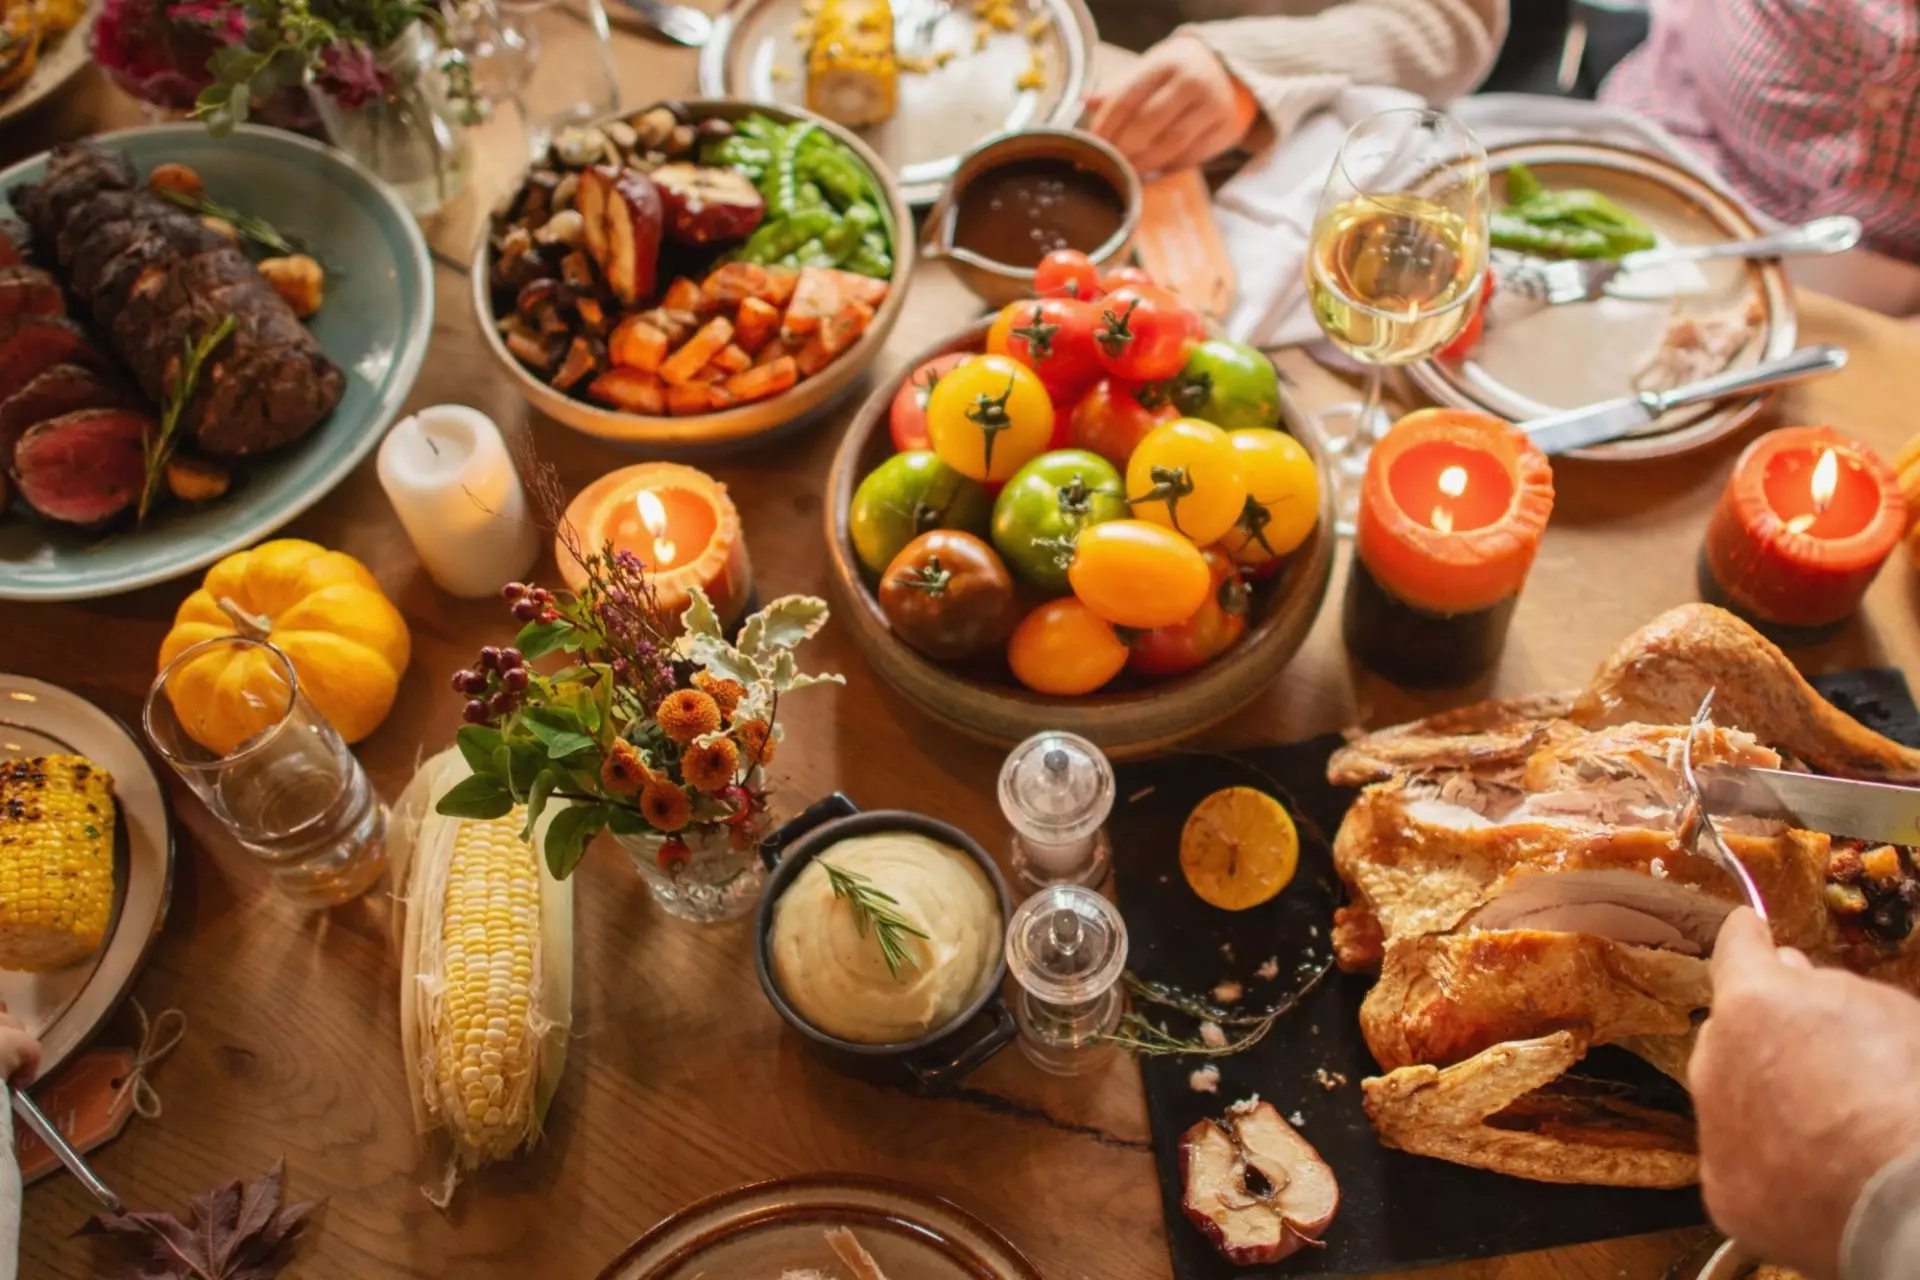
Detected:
[1524,344,1848,456]
[1697,764,1920,847]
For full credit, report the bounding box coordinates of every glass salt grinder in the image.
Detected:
[998,730,1114,890]
[1005,885,1129,1075]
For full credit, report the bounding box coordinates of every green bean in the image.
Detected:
[793,238,839,269]
[759,122,817,219]
[797,141,871,209]
[1490,211,1613,258]
[736,115,779,141]
[814,201,876,265]
[844,228,893,278]
[702,136,770,178]
[1503,162,1544,205]
[798,179,826,209]
[738,207,837,264]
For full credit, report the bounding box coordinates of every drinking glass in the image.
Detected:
[1304,109,1490,527]
[471,0,622,158]
[145,638,388,908]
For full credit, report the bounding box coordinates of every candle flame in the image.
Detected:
[1430,506,1454,535]
[1437,465,1468,499]
[635,489,676,565]
[1811,448,1839,513]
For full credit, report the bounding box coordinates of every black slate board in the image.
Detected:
[1110,668,1920,1280]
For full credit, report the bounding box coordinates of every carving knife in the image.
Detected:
[1696,765,1920,847]
[1523,344,1848,456]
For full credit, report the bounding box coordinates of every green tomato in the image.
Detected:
[1172,339,1281,432]
[850,451,993,575]
[990,449,1130,595]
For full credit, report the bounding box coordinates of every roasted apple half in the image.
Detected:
[1180,1100,1339,1265]
[577,165,665,305]
[650,163,766,246]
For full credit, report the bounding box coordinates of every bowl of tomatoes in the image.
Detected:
[824,252,1336,757]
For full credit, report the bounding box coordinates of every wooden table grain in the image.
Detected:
[6,28,1918,1280]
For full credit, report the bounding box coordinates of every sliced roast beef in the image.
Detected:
[0,267,64,322]
[0,316,96,405]
[10,408,148,527]
[12,144,137,240]
[0,364,130,467]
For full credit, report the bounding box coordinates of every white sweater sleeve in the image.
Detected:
[1183,0,1511,139]
[0,1096,18,1280]
[1845,1143,1920,1280]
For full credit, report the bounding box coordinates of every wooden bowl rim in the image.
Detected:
[823,319,1337,751]
[469,97,916,447]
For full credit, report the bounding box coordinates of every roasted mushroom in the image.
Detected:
[258,254,325,318]
[552,335,600,391]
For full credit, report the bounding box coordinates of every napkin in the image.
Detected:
[1216,90,1760,350]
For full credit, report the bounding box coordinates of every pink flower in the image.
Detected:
[314,41,389,111]
[167,0,246,43]
[89,0,235,108]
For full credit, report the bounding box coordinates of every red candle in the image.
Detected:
[1701,426,1905,636]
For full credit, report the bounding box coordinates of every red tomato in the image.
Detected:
[989,298,1103,405]
[1101,265,1155,292]
[889,352,970,452]
[1092,285,1198,383]
[1437,271,1494,361]
[1126,547,1250,677]
[1067,378,1179,470]
[1034,249,1103,301]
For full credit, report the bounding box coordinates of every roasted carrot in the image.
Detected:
[587,368,667,415]
[763,266,800,308]
[752,336,796,368]
[724,356,799,403]
[828,268,889,309]
[782,267,844,335]
[734,296,781,354]
[815,299,874,358]
[663,277,702,312]
[666,381,714,415]
[700,263,771,310]
[659,316,735,385]
[609,316,669,373]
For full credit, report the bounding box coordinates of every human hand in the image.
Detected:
[0,1004,40,1088]
[1693,908,1920,1279]
[1088,33,1256,178]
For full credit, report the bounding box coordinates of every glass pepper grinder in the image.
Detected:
[997,730,1114,890]
[1005,885,1129,1075]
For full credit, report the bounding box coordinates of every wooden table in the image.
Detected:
[7,27,1920,1280]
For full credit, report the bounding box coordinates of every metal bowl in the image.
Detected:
[471,99,915,454]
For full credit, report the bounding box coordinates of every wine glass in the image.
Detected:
[1304,109,1490,527]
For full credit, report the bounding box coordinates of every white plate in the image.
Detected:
[0,2,95,132]
[0,674,172,1075]
[698,0,1096,204]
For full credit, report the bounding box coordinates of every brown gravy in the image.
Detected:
[950,158,1125,268]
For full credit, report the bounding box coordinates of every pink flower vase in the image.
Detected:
[90,0,320,134]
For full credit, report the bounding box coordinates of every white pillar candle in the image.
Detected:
[376,405,541,598]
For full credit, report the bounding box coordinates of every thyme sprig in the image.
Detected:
[138,314,237,526]
[1099,958,1334,1059]
[821,860,929,980]
[157,188,308,258]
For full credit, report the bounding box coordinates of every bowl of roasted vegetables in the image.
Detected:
[824,252,1336,757]
[475,99,912,450]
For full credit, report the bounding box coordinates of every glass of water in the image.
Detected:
[467,0,622,158]
[144,637,388,908]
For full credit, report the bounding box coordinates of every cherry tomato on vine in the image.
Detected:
[926,354,1056,483]
[1220,429,1320,575]
[1007,598,1129,696]
[1068,377,1179,471]
[1034,249,1105,301]
[1128,546,1250,677]
[1092,284,1199,383]
[850,450,994,575]
[1068,519,1211,629]
[1125,418,1249,546]
[986,298,1103,404]
[878,530,1022,661]
[1101,265,1155,292]
[889,352,970,452]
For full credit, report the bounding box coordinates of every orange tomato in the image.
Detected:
[1068,519,1211,629]
[1007,598,1129,696]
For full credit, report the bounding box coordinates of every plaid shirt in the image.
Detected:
[1600,0,1920,260]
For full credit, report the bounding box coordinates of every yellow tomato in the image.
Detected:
[1125,418,1247,546]
[925,354,1056,483]
[1006,599,1128,696]
[1067,519,1210,629]
[1220,429,1320,572]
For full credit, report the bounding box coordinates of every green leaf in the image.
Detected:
[749,596,831,653]
[436,774,514,821]
[681,588,722,640]
[520,769,558,841]
[456,724,504,775]
[687,633,759,686]
[544,803,613,880]
[516,619,574,661]
[606,806,651,836]
[506,737,547,799]
[543,731,598,760]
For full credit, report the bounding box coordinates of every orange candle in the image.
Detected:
[1345,409,1554,686]
[1700,426,1905,641]
[559,462,754,628]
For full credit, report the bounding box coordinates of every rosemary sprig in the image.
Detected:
[138,314,237,525]
[157,188,307,257]
[1099,958,1334,1059]
[821,860,929,980]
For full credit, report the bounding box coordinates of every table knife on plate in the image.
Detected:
[1696,765,1920,847]
[1523,344,1848,456]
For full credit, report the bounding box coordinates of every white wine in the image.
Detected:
[1307,194,1479,364]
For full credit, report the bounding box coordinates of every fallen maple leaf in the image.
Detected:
[82,1158,318,1280]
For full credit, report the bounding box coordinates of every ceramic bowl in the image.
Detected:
[923,127,1141,308]
[824,320,1336,759]
[472,99,914,454]
[754,795,1016,1093]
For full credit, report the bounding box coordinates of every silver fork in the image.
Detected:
[1494,215,1861,309]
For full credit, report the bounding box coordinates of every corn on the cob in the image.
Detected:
[0,755,115,972]
[396,750,572,1203]
[807,0,898,129]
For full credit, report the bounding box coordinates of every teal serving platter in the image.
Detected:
[0,123,433,600]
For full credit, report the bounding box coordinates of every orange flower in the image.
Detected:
[693,672,748,717]
[656,689,722,744]
[639,781,692,832]
[600,739,650,796]
[681,737,740,792]
[734,718,776,766]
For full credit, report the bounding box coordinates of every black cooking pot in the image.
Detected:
[755,794,1017,1094]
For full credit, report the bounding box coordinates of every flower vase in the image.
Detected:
[617,826,767,923]
[309,22,473,216]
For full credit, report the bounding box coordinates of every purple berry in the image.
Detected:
[512,598,540,622]
[451,669,485,695]
[488,690,515,715]
[502,667,530,693]
[502,583,525,601]
[478,646,501,670]
[462,699,489,724]
[498,647,523,670]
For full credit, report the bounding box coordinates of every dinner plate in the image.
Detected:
[697,0,1096,205]
[0,123,434,601]
[0,673,173,1075]
[597,1174,1046,1280]
[0,1,96,132]
[1405,140,1796,463]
